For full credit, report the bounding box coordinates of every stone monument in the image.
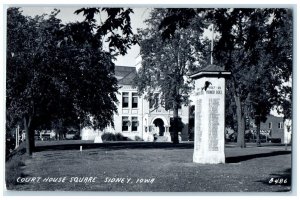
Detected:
[190,64,231,164]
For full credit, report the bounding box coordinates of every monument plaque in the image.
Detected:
[191,65,231,164]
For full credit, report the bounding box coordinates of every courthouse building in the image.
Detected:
[81,66,190,142]
[81,65,292,144]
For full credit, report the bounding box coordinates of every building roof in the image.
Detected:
[190,64,231,79]
[201,64,225,72]
[115,65,137,85]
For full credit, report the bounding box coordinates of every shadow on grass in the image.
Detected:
[256,168,291,192]
[34,142,195,152]
[225,151,291,163]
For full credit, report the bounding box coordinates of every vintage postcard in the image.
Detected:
[4,3,294,195]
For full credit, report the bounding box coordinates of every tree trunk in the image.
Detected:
[55,131,58,140]
[255,116,261,147]
[172,106,180,144]
[30,128,35,152]
[235,96,246,148]
[24,116,34,156]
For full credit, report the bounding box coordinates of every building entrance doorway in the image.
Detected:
[153,118,165,136]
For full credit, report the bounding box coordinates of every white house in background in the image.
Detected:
[269,75,292,144]
[269,109,292,144]
[81,66,190,142]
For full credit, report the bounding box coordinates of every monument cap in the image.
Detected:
[190,64,231,79]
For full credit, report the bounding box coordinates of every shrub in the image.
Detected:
[101,133,116,141]
[115,133,129,141]
[135,136,143,141]
[73,135,81,140]
[270,138,282,143]
[101,132,130,141]
[6,136,16,158]
[5,142,27,189]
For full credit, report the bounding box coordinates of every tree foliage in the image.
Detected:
[159,8,292,147]
[7,7,137,155]
[133,9,208,143]
[74,7,138,56]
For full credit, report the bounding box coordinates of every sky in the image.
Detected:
[20,6,151,68]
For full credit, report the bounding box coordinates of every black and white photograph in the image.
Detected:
[2,0,296,196]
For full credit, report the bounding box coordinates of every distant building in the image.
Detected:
[35,130,56,140]
[250,115,291,144]
[81,66,190,142]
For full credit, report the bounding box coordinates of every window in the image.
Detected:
[122,116,129,131]
[268,122,272,129]
[278,122,283,129]
[131,117,139,132]
[132,93,138,108]
[122,92,129,108]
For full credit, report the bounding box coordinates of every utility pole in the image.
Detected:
[15,125,20,149]
[210,24,214,65]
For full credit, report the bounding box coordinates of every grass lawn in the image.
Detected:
[5,141,292,192]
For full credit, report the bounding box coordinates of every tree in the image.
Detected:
[214,9,292,147]
[6,7,137,155]
[74,7,138,56]
[133,9,207,143]
[159,8,293,147]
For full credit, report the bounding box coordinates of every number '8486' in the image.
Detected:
[269,178,288,184]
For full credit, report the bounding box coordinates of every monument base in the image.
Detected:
[193,152,225,164]
[94,136,103,143]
